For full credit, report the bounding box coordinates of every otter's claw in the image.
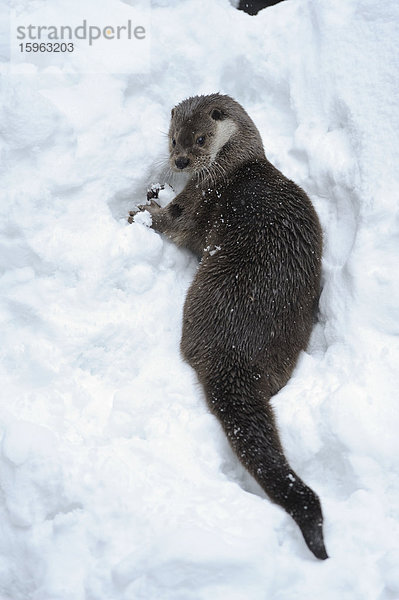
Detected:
[147,184,164,201]
[127,199,161,223]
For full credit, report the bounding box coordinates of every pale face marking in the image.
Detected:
[209,119,238,163]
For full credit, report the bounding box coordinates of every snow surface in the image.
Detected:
[1,0,399,598]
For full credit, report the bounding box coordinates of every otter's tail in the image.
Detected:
[203,363,328,560]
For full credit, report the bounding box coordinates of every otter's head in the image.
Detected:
[168,94,264,178]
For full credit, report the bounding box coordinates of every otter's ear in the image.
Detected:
[210,108,225,121]
[171,108,175,119]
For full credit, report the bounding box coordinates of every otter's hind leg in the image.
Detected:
[201,362,328,560]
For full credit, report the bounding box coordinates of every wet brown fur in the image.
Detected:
[130,94,328,559]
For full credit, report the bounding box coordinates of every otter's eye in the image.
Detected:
[196,136,205,146]
[172,138,176,147]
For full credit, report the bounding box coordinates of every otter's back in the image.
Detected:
[182,159,322,387]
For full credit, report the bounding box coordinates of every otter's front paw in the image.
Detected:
[147,184,164,201]
[128,199,160,223]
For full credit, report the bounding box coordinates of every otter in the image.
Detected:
[129,94,328,560]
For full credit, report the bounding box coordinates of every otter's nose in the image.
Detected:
[175,157,190,170]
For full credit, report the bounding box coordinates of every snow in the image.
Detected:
[1,0,399,598]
